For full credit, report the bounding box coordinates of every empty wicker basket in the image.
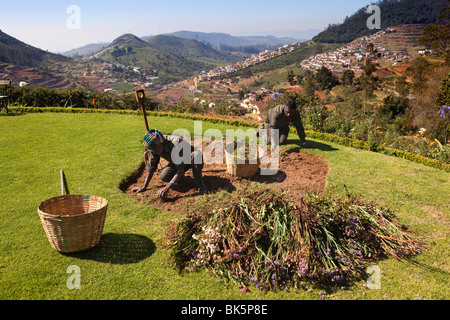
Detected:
[38,194,108,253]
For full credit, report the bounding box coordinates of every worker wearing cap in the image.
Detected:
[257,100,311,147]
[134,129,207,198]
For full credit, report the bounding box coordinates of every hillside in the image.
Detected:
[146,34,239,64]
[0,63,76,89]
[62,43,109,57]
[90,33,236,84]
[169,30,298,52]
[371,24,427,59]
[0,29,70,68]
[222,41,340,79]
[313,0,447,43]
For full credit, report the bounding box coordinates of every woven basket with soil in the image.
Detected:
[225,140,260,178]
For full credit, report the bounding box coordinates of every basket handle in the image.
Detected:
[60,169,70,195]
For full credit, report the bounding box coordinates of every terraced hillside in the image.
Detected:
[0,63,76,89]
[372,24,426,59]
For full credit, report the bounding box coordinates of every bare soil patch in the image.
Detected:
[120,146,329,215]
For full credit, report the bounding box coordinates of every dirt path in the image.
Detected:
[120,146,329,215]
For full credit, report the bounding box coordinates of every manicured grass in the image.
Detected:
[0,112,448,300]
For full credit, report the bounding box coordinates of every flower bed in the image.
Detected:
[160,189,423,292]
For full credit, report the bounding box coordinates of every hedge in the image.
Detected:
[7,106,450,173]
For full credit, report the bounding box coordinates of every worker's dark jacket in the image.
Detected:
[265,105,306,143]
[147,135,202,172]
[146,135,205,188]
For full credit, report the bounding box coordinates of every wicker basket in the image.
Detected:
[37,194,108,253]
[226,158,260,178]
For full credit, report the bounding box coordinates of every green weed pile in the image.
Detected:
[161,189,423,293]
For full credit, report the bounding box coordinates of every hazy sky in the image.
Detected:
[0,0,374,53]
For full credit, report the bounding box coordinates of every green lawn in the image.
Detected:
[0,112,448,300]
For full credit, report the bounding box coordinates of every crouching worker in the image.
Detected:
[257,100,311,148]
[134,129,208,199]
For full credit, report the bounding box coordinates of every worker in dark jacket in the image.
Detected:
[134,129,207,198]
[257,100,311,147]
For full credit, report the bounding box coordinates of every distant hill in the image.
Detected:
[62,43,109,57]
[146,34,238,64]
[168,31,298,52]
[0,29,70,67]
[92,33,232,84]
[64,30,302,58]
[313,0,447,43]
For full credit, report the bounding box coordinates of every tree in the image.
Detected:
[287,70,295,85]
[357,74,377,115]
[315,66,339,90]
[406,57,430,93]
[342,70,355,86]
[396,76,410,98]
[436,73,450,143]
[302,76,317,97]
[380,95,409,119]
[419,0,450,59]
[436,72,450,107]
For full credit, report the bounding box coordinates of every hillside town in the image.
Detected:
[65,27,416,97]
[300,28,410,73]
[197,44,298,81]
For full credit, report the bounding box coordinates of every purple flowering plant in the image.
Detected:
[160,188,422,294]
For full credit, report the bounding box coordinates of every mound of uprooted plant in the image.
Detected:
[160,188,423,292]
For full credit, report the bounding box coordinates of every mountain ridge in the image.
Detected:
[63,31,300,57]
[0,29,70,67]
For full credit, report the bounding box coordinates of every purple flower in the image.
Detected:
[438,105,449,118]
[271,92,283,100]
[168,96,178,105]
[241,286,248,293]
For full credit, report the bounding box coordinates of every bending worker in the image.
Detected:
[257,100,311,147]
[134,129,208,198]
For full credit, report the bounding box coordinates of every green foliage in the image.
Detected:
[313,0,447,44]
[315,66,339,90]
[6,86,151,110]
[419,2,450,56]
[436,72,450,107]
[379,95,408,119]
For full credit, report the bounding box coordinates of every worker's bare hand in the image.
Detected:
[132,187,146,193]
[158,186,170,199]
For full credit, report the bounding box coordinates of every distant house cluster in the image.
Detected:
[300,28,410,73]
[197,44,298,81]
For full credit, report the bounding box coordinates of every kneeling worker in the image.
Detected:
[134,129,208,199]
[257,100,311,147]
